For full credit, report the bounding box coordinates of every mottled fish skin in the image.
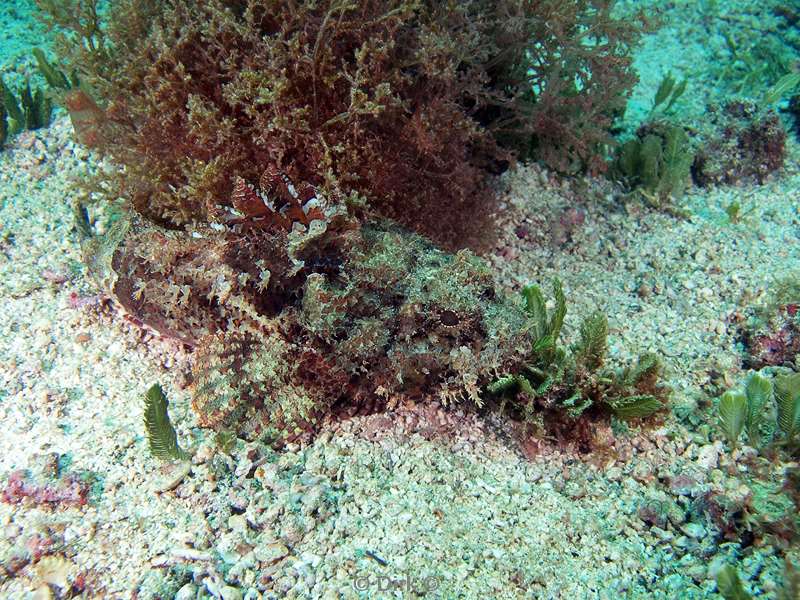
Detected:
[74,171,668,445]
[74,172,534,437]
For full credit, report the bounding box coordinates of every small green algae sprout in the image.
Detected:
[143,384,189,461]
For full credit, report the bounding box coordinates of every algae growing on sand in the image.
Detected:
[0,0,799,598]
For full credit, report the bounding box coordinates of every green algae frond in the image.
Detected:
[489,279,668,426]
[144,384,189,461]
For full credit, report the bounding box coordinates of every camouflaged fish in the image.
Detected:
[76,170,534,439]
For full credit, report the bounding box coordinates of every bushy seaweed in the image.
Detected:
[0,76,53,141]
[489,279,668,439]
[716,29,796,100]
[717,370,800,455]
[613,121,694,205]
[38,0,641,249]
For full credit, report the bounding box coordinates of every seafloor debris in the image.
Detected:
[740,277,800,370]
[743,306,800,370]
[693,100,787,186]
[1,459,98,510]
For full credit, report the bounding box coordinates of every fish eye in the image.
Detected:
[439,309,460,328]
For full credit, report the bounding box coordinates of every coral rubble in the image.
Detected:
[693,100,787,187]
[740,278,800,370]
